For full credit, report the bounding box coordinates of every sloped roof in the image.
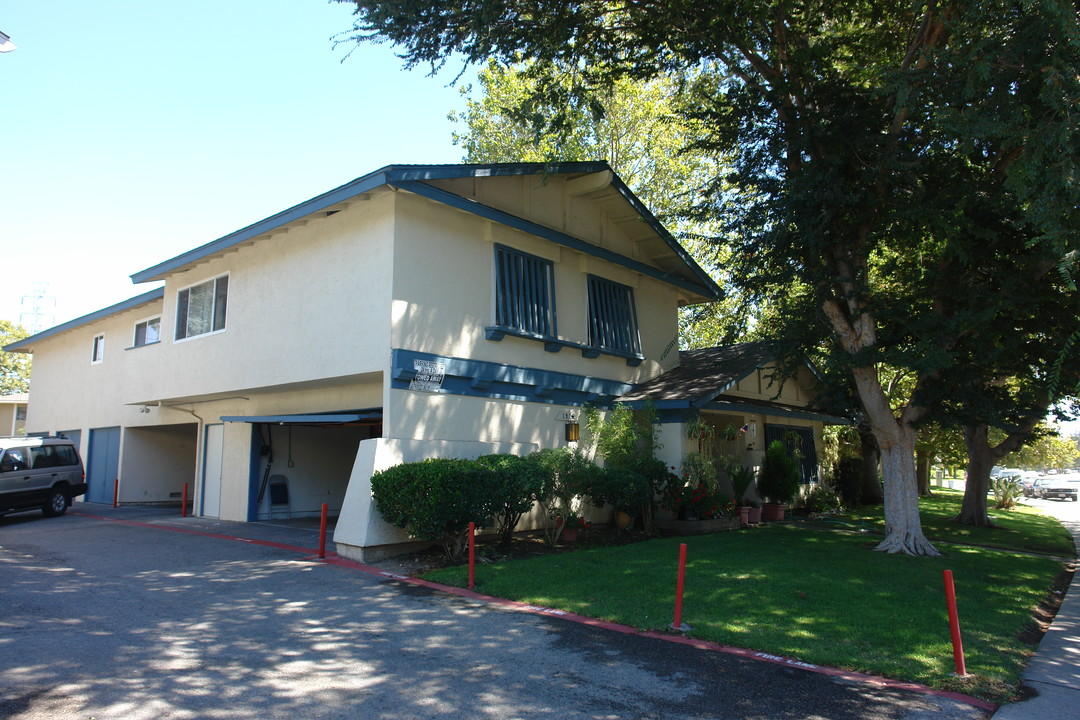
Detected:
[129,162,722,302]
[618,341,848,423]
[4,288,165,354]
[618,342,776,407]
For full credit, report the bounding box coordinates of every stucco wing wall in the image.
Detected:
[334,438,538,560]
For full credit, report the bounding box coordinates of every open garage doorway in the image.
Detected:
[232,410,382,525]
[121,423,199,505]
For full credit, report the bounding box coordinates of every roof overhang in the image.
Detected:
[3,288,165,353]
[129,162,722,302]
[622,396,850,425]
[220,409,383,426]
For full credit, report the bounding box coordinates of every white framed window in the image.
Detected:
[133,316,161,347]
[175,274,228,341]
[91,334,105,364]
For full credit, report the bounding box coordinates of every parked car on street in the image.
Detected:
[1033,474,1080,502]
[0,436,86,517]
[1017,471,1042,497]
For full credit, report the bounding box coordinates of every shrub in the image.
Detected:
[727,462,757,505]
[476,453,547,544]
[371,458,501,559]
[587,466,652,515]
[757,440,801,505]
[531,447,598,544]
[832,457,863,508]
[799,484,844,514]
[991,476,1024,510]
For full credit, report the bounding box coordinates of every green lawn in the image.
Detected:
[422,495,1074,703]
[808,488,1075,556]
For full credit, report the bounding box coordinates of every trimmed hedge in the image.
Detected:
[371,458,502,559]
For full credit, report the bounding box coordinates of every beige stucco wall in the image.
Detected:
[388,190,682,387]
[17,173,701,534]
[133,194,395,404]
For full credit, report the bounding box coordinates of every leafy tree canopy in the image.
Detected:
[0,320,31,395]
[338,0,1080,555]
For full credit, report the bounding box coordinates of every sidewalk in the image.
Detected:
[992,503,1080,719]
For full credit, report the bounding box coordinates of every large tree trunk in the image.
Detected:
[846,366,940,556]
[858,420,884,504]
[958,424,999,527]
[916,448,933,497]
[874,423,941,555]
[824,302,938,556]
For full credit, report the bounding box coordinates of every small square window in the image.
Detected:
[91,334,105,364]
[133,317,161,347]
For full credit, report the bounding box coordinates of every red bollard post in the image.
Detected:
[943,569,967,676]
[670,543,690,631]
[112,478,119,508]
[468,522,476,590]
[181,483,189,518]
[318,502,329,559]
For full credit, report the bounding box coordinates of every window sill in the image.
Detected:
[125,341,162,351]
[485,326,643,366]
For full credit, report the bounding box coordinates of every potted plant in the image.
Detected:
[757,440,800,521]
[558,512,591,542]
[727,462,757,526]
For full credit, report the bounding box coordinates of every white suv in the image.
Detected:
[0,436,87,518]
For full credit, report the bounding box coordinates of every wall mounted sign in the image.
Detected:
[409,359,446,392]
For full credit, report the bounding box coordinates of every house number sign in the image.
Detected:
[409,359,445,392]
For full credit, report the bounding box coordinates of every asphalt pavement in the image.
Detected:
[0,500,1054,720]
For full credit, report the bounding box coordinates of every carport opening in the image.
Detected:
[224,410,382,525]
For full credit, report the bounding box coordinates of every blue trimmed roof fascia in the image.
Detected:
[391,179,720,301]
[220,410,382,424]
[4,288,165,353]
[129,163,609,284]
[390,348,634,407]
[603,171,723,300]
[128,162,721,302]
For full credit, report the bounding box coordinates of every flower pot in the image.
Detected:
[761,503,788,521]
[747,506,762,524]
[738,505,751,527]
[561,525,580,542]
[615,510,633,530]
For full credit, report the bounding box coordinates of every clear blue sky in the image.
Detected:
[1,1,475,330]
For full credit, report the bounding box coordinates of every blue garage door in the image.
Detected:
[86,426,121,504]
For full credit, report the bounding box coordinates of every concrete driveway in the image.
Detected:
[1,505,992,720]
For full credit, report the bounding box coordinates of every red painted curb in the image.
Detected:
[73,511,997,713]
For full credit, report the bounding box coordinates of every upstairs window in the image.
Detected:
[133,317,161,347]
[91,334,105,364]
[176,275,228,341]
[587,275,641,356]
[494,245,555,338]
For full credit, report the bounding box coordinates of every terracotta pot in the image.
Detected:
[747,506,762,524]
[561,525,580,542]
[761,503,788,521]
[615,510,633,530]
[738,505,751,527]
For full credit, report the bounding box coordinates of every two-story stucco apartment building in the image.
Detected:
[5,162,839,560]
